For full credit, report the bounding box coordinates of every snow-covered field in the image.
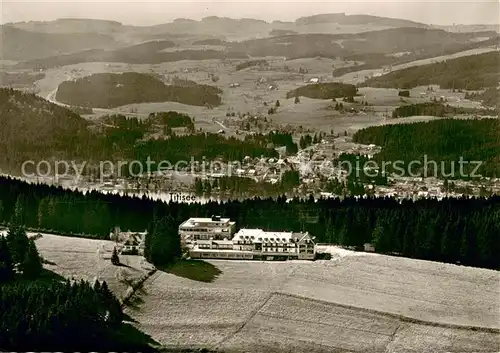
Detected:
[8,231,497,351]
[127,246,500,352]
[30,233,152,299]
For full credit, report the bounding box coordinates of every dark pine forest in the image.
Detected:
[0,176,498,270]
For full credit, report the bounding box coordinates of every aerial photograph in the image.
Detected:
[0,0,499,352]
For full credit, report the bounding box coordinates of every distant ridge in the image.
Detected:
[295,13,429,28]
[5,18,125,33]
[4,13,482,61]
[6,12,431,32]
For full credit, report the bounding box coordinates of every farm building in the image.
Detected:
[110,227,146,255]
[189,227,316,261]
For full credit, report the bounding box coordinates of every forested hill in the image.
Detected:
[286,83,357,99]
[0,25,120,61]
[353,118,500,178]
[294,13,428,27]
[362,51,500,89]
[0,176,499,269]
[0,89,277,175]
[391,102,498,118]
[0,88,91,170]
[56,72,223,108]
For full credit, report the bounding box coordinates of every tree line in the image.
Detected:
[147,111,195,130]
[392,102,497,118]
[246,131,298,154]
[0,176,498,269]
[193,171,301,198]
[235,59,269,71]
[0,209,135,350]
[352,118,500,178]
[286,83,357,100]
[362,51,499,90]
[299,132,328,149]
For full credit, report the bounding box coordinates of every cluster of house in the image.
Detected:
[179,216,317,260]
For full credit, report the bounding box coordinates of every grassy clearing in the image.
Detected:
[21,233,500,351]
[33,234,151,299]
[220,293,500,353]
[160,260,222,283]
[126,250,499,351]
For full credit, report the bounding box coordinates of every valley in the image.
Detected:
[0,8,499,352]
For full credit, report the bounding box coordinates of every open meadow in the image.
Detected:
[124,246,500,352]
[2,231,498,352]
[28,233,153,300]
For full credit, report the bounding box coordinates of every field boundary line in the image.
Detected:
[384,323,402,353]
[121,267,157,307]
[211,291,276,350]
[274,292,500,333]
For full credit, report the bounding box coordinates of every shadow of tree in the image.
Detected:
[40,268,65,282]
[41,257,57,266]
[110,322,160,352]
[158,260,222,283]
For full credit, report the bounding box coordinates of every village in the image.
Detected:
[19,130,500,202]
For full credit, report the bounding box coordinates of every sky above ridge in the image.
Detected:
[1,0,499,26]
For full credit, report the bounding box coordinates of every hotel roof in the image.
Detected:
[233,229,313,243]
[180,217,234,227]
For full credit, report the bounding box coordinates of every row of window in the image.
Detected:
[197,245,315,252]
[181,228,231,233]
[196,252,253,259]
[198,244,233,249]
[262,248,297,253]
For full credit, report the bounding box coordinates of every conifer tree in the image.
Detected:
[148,215,180,266]
[111,247,120,265]
[7,224,29,266]
[0,235,14,282]
[11,195,25,225]
[21,238,43,279]
[99,280,123,328]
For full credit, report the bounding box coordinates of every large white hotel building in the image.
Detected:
[179,216,316,260]
[179,216,236,244]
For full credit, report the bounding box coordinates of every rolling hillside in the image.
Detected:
[3,13,430,61]
[0,88,90,170]
[0,25,121,61]
[14,43,246,70]
[4,18,125,34]
[10,23,497,69]
[295,13,429,28]
[362,51,500,89]
[352,118,500,178]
